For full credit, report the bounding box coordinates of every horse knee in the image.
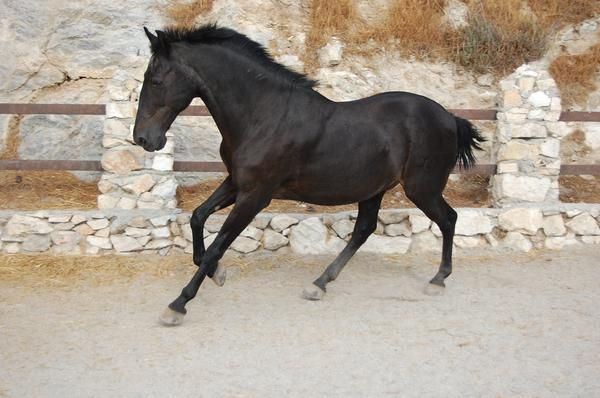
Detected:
[191,207,209,230]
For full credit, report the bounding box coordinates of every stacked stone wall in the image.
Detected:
[1,206,599,255]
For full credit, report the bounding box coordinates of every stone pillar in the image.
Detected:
[98,75,178,210]
[491,63,565,207]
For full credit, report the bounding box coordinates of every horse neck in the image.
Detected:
[181,45,293,145]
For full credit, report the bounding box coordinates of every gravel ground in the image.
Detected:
[1,246,599,397]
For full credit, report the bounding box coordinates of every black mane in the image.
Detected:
[151,24,317,89]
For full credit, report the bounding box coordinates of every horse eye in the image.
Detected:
[151,80,162,87]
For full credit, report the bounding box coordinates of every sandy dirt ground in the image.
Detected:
[1,246,599,397]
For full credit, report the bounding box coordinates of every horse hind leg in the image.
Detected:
[404,171,457,296]
[302,192,384,300]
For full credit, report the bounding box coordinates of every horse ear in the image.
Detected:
[144,27,159,49]
[156,30,170,54]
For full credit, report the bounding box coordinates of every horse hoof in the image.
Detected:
[211,264,226,287]
[302,284,325,301]
[424,283,445,296]
[159,307,185,326]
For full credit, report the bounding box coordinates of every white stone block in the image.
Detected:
[270,215,299,232]
[497,141,538,161]
[289,217,345,255]
[152,227,171,239]
[86,219,108,231]
[361,234,411,255]
[502,232,533,252]
[492,175,551,203]
[543,215,566,237]
[513,123,547,138]
[152,154,174,171]
[378,210,408,225]
[454,236,484,248]
[332,219,354,239]
[566,214,600,235]
[111,235,143,252]
[409,214,431,234]
[497,162,519,174]
[231,236,260,254]
[106,102,135,119]
[385,221,412,237]
[241,226,263,241]
[151,179,178,200]
[539,139,560,158]
[116,197,137,210]
[6,215,53,236]
[498,208,543,235]
[87,236,112,250]
[262,229,289,251]
[318,38,344,66]
[455,210,493,236]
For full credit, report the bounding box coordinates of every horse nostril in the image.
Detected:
[137,136,147,147]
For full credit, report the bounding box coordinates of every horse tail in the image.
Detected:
[454,116,485,169]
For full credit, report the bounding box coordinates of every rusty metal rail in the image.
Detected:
[0,160,598,176]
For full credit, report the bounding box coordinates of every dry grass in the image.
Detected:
[0,171,98,210]
[560,176,600,203]
[0,254,188,287]
[165,0,214,28]
[550,43,600,108]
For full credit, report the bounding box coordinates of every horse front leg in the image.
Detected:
[190,176,236,286]
[159,189,271,326]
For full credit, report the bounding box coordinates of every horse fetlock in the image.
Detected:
[159,307,186,326]
[302,284,326,301]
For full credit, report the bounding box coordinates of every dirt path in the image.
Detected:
[1,247,599,397]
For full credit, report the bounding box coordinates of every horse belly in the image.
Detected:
[275,160,400,206]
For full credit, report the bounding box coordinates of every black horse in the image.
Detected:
[133,25,484,326]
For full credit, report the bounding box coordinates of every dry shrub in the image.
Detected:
[453,0,549,74]
[550,44,600,108]
[165,0,214,28]
[0,171,98,210]
[304,0,360,70]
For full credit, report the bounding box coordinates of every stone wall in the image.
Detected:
[1,206,599,255]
